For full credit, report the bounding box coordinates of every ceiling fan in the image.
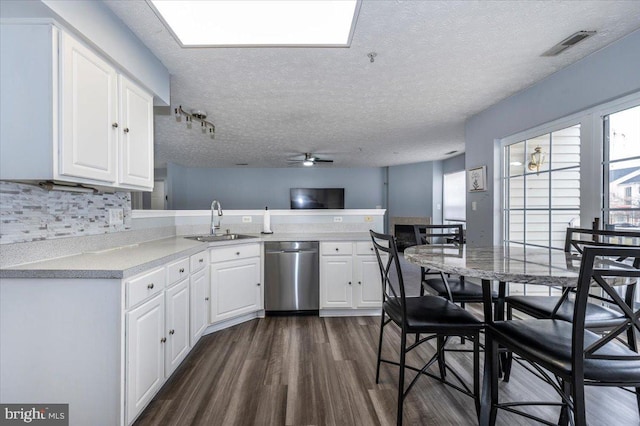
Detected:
[287,153,334,166]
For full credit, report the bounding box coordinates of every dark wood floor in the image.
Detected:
[134,315,639,426]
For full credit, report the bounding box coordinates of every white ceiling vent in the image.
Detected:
[541,31,596,56]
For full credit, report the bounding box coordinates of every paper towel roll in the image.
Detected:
[262,206,272,233]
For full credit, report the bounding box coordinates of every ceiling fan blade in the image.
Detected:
[314,159,334,163]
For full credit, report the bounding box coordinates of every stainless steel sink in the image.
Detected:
[184,234,255,242]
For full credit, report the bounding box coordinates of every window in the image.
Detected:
[503,124,581,250]
[500,93,639,299]
[443,171,466,226]
[603,105,640,229]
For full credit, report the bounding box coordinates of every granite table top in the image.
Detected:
[404,245,583,286]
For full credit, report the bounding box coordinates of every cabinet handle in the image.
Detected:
[370,247,374,251]
[147,283,154,289]
[348,281,352,285]
[161,337,166,343]
[179,268,185,273]
[169,329,175,335]
[335,248,339,252]
[358,281,362,285]
[236,252,240,256]
[205,297,209,301]
[123,127,130,133]
[199,259,204,263]
[112,122,118,128]
[257,283,261,286]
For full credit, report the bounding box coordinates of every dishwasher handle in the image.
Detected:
[266,249,318,254]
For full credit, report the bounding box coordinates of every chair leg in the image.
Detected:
[460,302,466,345]
[437,335,446,380]
[489,338,500,426]
[416,285,425,344]
[473,332,480,420]
[627,327,640,415]
[376,312,385,384]
[502,305,513,382]
[571,375,586,426]
[558,379,571,426]
[397,330,407,426]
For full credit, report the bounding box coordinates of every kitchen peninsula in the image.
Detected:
[0,209,385,426]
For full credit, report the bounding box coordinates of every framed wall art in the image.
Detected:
[467,166,487,192]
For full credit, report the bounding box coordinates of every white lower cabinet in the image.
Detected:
[354,255,383,308]
[125,250,209,425]
[165,278,190,376]
[209,243,262,323]
[320,241,384,310]
[190,267,209,346]
[320,255,354,308]
[126,293,165,425]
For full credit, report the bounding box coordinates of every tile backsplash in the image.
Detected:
[0,181,131,244]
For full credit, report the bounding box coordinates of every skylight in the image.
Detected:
[148,0,360,47]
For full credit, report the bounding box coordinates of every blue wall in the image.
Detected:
[388,161,439,221]
[165,164,386,210]
[443,153,465,175]
[465,29,640,247]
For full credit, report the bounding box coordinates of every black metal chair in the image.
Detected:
[416,224,500,319]
[503,228,640,381]
[370,230,483,426]
[487,245,640,425]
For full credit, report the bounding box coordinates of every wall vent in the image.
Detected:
[541,31,596,57]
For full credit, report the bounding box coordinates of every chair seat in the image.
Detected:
[491,319,640,383]
[384,296,482,334]
[423,277,498,303]
[506,295,625,328]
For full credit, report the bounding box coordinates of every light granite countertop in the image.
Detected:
[404,245,582,286]
[0,232,372,279]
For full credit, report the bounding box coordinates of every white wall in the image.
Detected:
[465,29,640,247]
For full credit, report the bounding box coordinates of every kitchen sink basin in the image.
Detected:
[184,234,255,242]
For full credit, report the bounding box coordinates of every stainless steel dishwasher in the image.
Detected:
[264,241,319,315]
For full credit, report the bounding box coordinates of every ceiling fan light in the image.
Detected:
[303,160,314,166]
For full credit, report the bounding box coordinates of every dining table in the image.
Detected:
[403,244,584,426]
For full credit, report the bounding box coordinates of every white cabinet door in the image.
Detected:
[126,293,164,425]
[355,256,383,308]
[210,258,260,323]
[320,256,353,308]
[119,75,153,189]
[60,31,118,183]
[165,279,190,376]
[190,268,209,346]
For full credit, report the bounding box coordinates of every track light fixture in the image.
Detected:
[174,105,215,138]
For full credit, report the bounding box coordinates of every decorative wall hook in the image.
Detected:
[174,105,215,138]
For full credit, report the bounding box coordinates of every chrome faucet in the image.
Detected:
[210,200,223,235]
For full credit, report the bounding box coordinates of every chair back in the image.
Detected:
[553,228,640,316]
[413,224,464,290]
[572,246,640,369]
[413,224,464,246]
[564,227,640,255]
[370,230,408,322]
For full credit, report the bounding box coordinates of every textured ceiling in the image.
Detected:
[104,0,640,169]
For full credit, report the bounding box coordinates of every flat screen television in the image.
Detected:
[290,188,345,209]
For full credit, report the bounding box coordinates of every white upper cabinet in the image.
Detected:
[119,75,154,188]
[60,30,118,183]
[0,23,154,191]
